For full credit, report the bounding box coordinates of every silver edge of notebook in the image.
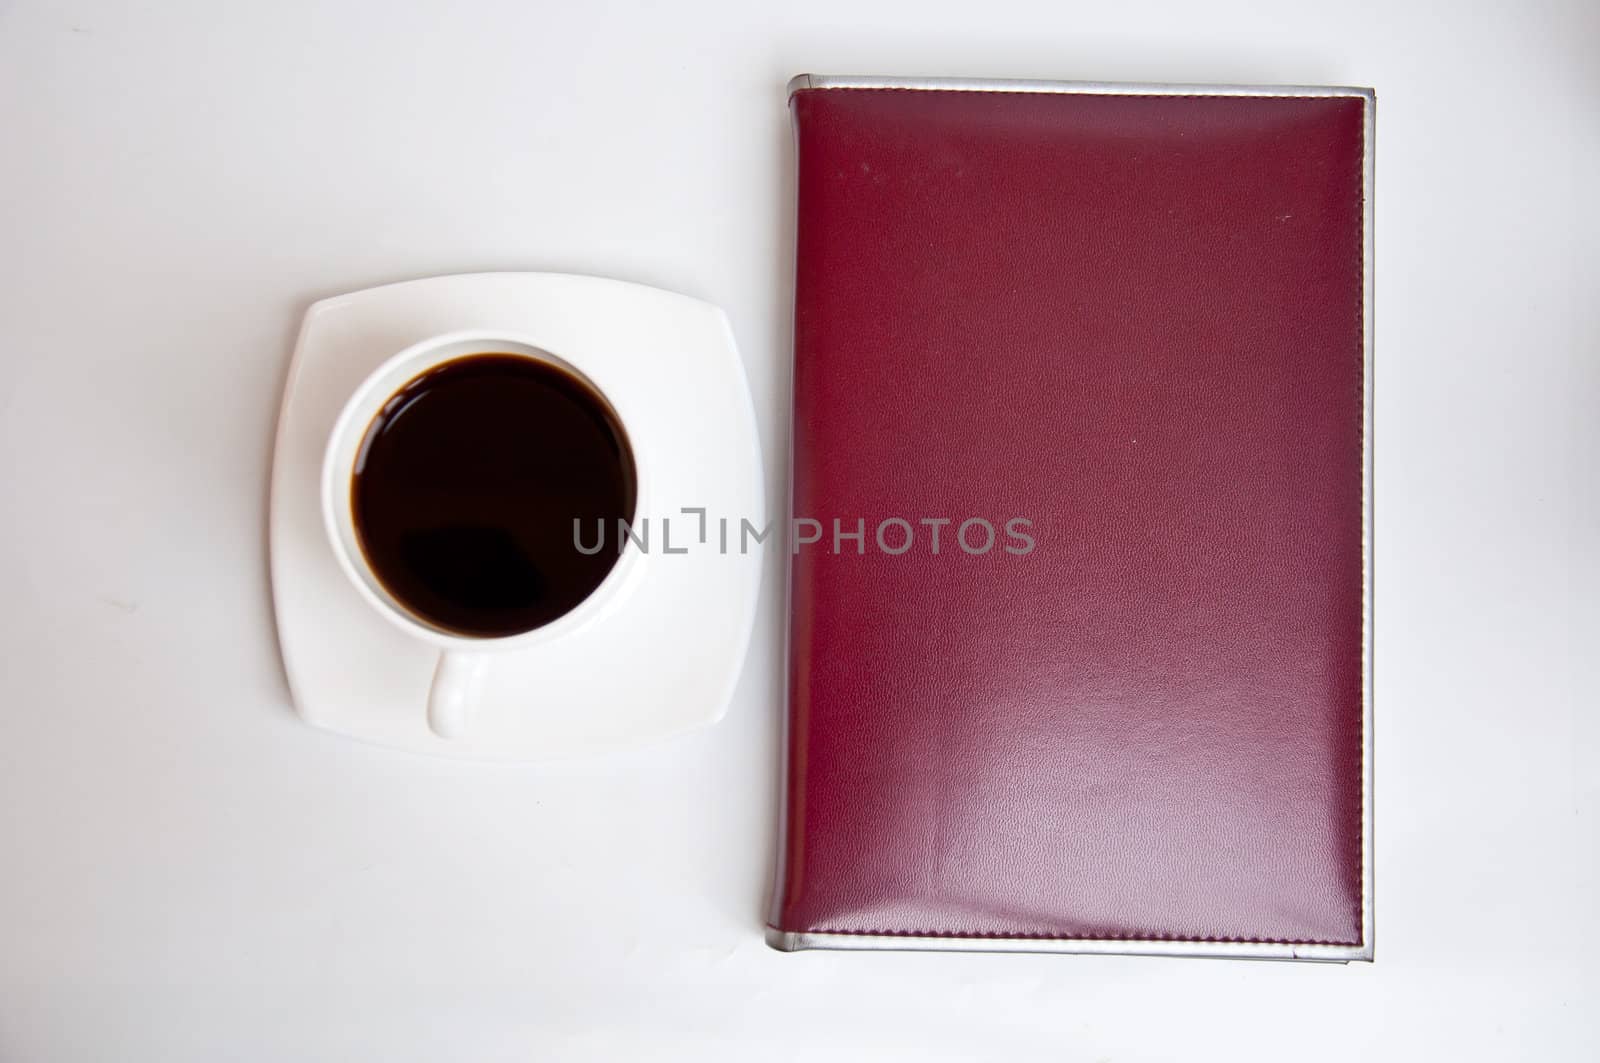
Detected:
[775,75,1376,964]
[766,928,1370,963]
[787,73,1375,102]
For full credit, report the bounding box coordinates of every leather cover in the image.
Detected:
[772,80,1371,956]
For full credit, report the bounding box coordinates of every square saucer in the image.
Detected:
[269,273,765,758]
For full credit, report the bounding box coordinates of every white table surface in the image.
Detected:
[2,1,1595,1059]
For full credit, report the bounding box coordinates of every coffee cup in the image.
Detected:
[320,330,646,739]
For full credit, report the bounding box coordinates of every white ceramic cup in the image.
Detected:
[320,330,647,740]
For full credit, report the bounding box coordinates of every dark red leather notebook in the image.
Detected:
[770,76,1373,960]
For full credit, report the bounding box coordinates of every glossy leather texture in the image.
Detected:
[773,85,1369,947]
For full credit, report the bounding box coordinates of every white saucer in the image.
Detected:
[269,273,765,758]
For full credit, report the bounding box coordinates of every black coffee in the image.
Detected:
[352,353,636,638]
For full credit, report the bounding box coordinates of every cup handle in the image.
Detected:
[428,651,489,739]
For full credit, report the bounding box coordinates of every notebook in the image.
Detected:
[769,75,1373,961]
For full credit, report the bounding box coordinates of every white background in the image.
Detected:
[2,0,1596,1059]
